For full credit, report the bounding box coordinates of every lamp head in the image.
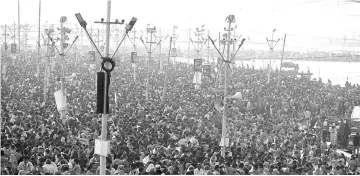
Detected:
[75,13,87,29]
[125,17,137,32]
[238,38,246,48]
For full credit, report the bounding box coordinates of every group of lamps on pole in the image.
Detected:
[75,5,137,174]
[208,15,246,157]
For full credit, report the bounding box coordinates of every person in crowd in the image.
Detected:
[354,132,360,155]
[1,51,360,175]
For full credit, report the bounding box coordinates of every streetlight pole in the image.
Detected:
[171,26,177,67]
[18,0,21,53]
[76,9,134,176]
[99,0,112,174]
[60,16,66,124]
[221,15,235,157]
[266,29,280,84]
[278,33,287,87]
[162,37,172,103]
[145,26,156,101]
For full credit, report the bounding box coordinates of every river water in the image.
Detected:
[174,57,360,87]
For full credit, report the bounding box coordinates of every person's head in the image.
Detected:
[45,159,51,165]
[1,168,10,175]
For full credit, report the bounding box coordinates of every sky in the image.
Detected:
[1,0,360,52]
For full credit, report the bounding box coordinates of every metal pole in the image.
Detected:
[5,24,7,57]
[278,33,286,87]
[197,30,200,59]
[44,37,49,102]
[60,19,66,125]
[159,28,162,60]
[146,30,153,101]
[218,32,222,88]
[233,28,236,59]
[188,28,190,64]
[133,28,136,82]
[13,23,16,44]
[0,34,2,121]
[162,37,172,103]
[18,0,21,53]
[207,30,210,62]
[221,17,232,157]
[100,0,111,174]
[98,29,100,50]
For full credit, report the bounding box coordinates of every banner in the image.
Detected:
[54,90,67,112]
[351,106,360,121]
[194,59,202,72]
[203,64,211,76]
[131,52,137,63]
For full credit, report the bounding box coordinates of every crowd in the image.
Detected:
[1,51,360,175]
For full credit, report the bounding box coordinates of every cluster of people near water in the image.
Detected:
[1,52,360,175]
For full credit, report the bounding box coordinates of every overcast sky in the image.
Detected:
[1,0,360,52]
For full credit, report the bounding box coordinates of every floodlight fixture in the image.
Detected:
[125,17,137,32]
[239,38,246,47]
[75,13,87,29]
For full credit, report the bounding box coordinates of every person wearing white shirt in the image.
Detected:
[17,156,33,173]
[42,159,57,174]
[194,163,205,175]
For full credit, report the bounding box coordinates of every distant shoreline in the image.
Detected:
[235,57,360,62]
